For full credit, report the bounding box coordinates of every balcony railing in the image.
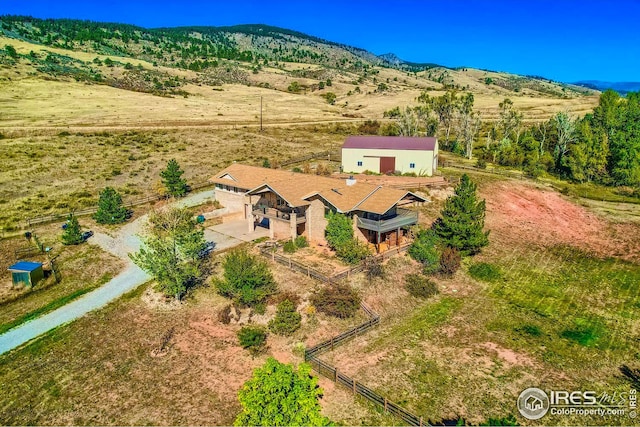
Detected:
[253,205,306,224]
[356,208,418,233]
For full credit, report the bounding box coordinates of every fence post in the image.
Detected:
[289,257,291,268]
[331,337,334,351]
[420,416,423,426]
[307,266,310,278]
[334,368,338,383]
[353,378,356,393]
[384,397,388,412]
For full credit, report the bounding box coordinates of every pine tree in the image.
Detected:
[94,187,128,224]
[160,159,188,197]
[62,213,84,245]
[432,174,489,255]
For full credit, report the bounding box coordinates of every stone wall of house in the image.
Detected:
[270,218,292,240]
[352,214,370,244]
[214,190,245,213]
[306,199,328,244]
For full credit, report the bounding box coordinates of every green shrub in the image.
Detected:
[408,228,440,273]
[475,157,487,169]
[468,262,501,282]
[325,212,370,263]
[268,300,302,336]
[283,240,297,253]
[237,326,267,355]
[439,247,461,276]
[216,248,277,306]
[311,284,360,318]
[405,274,438,298]
[337,239,370,264]
[294,235,308,248]
[364,256,385,280]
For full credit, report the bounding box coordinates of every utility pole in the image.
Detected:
[260,96,263,132]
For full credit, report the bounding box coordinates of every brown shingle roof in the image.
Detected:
[210,164,426,214]
[342,135,437,151]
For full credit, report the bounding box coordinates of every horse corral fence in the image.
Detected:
[279,150,341,168]
[258,243,429,425]
[258,242,411,284]
[305,303,429,426]
[24,179,214,228]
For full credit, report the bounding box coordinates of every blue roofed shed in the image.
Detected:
[8,261,44,287]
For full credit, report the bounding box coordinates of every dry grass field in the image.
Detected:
[2,29,637,426]
[0,36,598,131]
[0,176,638,425]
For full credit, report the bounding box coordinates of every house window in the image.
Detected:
[409,163,416,169]
[357,161,363,167]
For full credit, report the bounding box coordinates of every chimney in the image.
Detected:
[346,175,356,186]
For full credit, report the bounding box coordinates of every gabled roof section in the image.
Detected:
[211,164,428,214]
[342,135,437,151]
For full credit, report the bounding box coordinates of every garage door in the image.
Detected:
[379,157,396,174]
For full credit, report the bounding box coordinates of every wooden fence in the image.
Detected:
[259,243,428,424]
[443,161,526,180]
[259,242,411,284]
[279,150,341,167]
[304,303,429,426]
[24,179,214,228]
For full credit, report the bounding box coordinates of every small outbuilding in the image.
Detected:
[341,135,439,176]
[8,261,44,287]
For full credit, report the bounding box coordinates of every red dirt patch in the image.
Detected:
[483,182,640,262]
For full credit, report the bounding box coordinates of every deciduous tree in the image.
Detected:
[235,358,331,426]
[130,207,206,300]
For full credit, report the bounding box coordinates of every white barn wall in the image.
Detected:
[342,143,438,176]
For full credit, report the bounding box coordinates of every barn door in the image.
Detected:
[379,157,395,174]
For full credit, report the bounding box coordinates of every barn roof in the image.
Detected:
[9,261,43,272]
[342,136,437,151]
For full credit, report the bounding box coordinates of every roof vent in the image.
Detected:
[331,188,342,195]
[346,175,356,186]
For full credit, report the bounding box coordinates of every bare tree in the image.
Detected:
[553,111,576,168]
[454,93,481,159]
[498,98,523,143]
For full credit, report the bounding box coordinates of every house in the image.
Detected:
[8,261,44,287]
[209,164,427,252]
[341,135,439,176]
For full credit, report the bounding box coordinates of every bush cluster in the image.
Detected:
[237,326,267,355]
[408,228,440,273]
[405,274,438,298]
[310,284,360,319]
[325,212,370,264]
[268,299,302,336]
[439,247,461,276]
[283,236,309,253]
[215,248,277,306]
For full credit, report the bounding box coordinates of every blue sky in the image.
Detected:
[2,0,639,82]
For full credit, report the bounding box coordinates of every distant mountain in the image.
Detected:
[0,16,441,72]
[573,80,640,95]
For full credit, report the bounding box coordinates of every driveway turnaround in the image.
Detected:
[0,190,218,356]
